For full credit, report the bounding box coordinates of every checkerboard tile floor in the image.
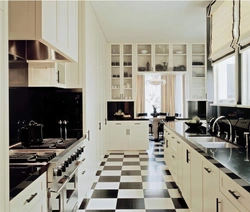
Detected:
[78,140,189,212]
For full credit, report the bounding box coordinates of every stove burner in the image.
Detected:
[9,152,57,163]
[11,138,77,149]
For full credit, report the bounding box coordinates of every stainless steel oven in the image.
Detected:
[47,138,85,212]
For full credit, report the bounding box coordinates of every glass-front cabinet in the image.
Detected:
[110,44,134,100]
[241,47,250,106]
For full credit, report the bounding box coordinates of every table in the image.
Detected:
[149,116,165,140]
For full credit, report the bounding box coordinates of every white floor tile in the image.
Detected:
[87,198,117,209]
[116,210,146,212]
[108,155,124,158]
[85,189,94,198]
[144,198,175,209]
[142,182,167,189]
[101,170,122,176]
[95,182,120,190]
[122,166,141,170]
[163,175,174,182]
[175,209,190,212]
[123,158,140,162]
[168,189,182,198]
[117,189,144,198]
[105,162,123,166]
[120,176,142,182]
[141,170,163,176]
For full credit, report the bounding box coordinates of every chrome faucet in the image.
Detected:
[209,117,221,137]
[212,116,233,142]
[244,132,249,161]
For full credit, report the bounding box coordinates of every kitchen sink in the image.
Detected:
[188,135,239,149]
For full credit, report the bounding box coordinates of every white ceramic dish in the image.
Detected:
[175,50,184,54]
[141,50,147,54]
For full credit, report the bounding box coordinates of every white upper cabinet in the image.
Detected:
[8,0,78,62]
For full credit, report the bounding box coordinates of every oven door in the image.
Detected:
[48,164,80,212]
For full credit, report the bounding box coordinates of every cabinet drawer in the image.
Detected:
[129,121,149,126]
[10,173,47,212]
[219,171,250,212]
[109,121,128,126]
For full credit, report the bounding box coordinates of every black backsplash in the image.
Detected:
[107,101,134,120]
[9,87,82,146]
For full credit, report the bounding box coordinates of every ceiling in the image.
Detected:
[90,0,210,43]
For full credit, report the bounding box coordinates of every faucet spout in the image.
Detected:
[212,116,233,142]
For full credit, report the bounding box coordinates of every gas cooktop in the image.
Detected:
[10,138,77,149]
[9,152,57,163]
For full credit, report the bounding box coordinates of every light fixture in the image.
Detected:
[146,75,166,86]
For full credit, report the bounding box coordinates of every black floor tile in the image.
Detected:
[124,155,140,158]
[163,170,171,175]
[107,158,123,162]
[142,175,164,182]
[100,162,105,166]
[166,182,178,189]
[98,176,120,182]
[146,210,175,212]
[140,158,156,161]
[121,170,141,175]
[139,152,148,155]
[103,166,122,170]
[78,198,89,209]
[95,170,102,176]
[172,198,188,209]
[91,182,97,189]
[154,154,164,158]
[104,155,109,158]
[91,190,118,198]
[109,153,124,155]
[119,182,143,189]
[116,198,145,209]
[144,189,170,198]
[141,165,149,170]
[123,161,140,165]
[157,161,166,165]
[85,210,115,212]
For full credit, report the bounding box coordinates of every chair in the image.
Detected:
[137,113,148,117]
[158,122,164,140]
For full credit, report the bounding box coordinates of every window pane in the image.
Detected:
[145,75,162,114]
[241,49,250,105]
[215,55,236,103]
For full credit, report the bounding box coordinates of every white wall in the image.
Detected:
[0,1,9,212]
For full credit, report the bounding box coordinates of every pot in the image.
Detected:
[19,120,43,147]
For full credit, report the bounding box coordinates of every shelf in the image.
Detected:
[111,77,120,79]
[192,65,205,68]
[155,54,169,56]
[192,53,205,56]
[137,71,187,75]
[111,54,120,56]
[124,77,132,79]
[124,66,132,68]
[111,66,120,68]
[138,54,151,56]
[173,54,186,56]
[123,54,132,56]
[192,76,205,78]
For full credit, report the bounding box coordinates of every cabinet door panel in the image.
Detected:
[129,125,148,150]
[57,0,68,53]
[109,126,128,150]
[202,159,219,212]
[41,0,57,47]
[9,1,36,39]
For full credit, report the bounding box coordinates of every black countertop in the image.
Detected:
[164,120,250,192]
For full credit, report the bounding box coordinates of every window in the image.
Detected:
[213,55,237,105]
[241,48,250,105]
[144,75,162,114]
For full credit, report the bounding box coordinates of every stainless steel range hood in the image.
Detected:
[9,40,68,62]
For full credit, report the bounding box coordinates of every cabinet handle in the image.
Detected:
[134,123,140,125]
[87,130,90,141]
[186,149,190,163]
[204,167,211,173]
[216,198,221,212]
[166,139,169,148]
[25,193,38,203]
[116,123,122,125]
[172,136,175,139]
[82,170,86,175]
[105,119,107,125]
[57,70,59,83]
[99,122,101,130]
[177,141,180,144]
[172,155,175,158]
[228,190,240,199]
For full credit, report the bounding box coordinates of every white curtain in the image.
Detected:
[209,0,236,61]
[136,75,145,115]
[161,75,176,116]
[239,0,250,47]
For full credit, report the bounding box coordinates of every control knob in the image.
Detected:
[61,163,66,172]
[57,166,62,176]
[68,157,72,164]
[64,160,69,167]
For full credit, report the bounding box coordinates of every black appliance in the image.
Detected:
[19,120,43,147]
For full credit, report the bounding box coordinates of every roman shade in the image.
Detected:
[239,0,250,48]
[209,0,236,61]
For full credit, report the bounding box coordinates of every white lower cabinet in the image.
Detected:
[164,124,247,212]
[108,121,148,150]
[10,172,47,212]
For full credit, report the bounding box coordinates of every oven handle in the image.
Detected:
[50,158,85,195]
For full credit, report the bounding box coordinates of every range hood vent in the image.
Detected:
[9,40,68,62]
